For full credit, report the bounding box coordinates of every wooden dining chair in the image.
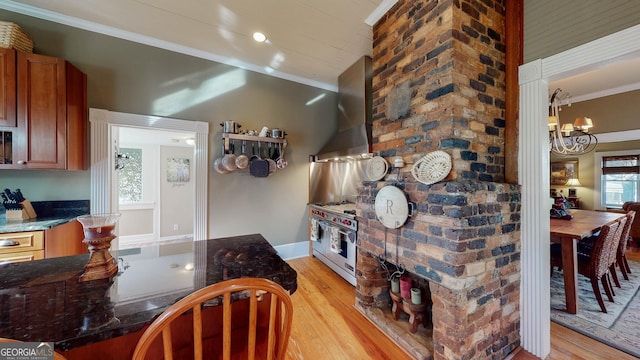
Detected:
[577,220,622,313]
[606,217,627,290]
[575,216,628,289]
[0,338,68,359]
[551,220,622,313]
[132,278,293,360]
[614,210,636,280]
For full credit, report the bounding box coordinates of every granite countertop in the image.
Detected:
[0,233,297,351]
[0,200,89,234]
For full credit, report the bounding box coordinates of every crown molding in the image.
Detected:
[364,0,399,26]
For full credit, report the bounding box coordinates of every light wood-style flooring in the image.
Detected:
[285,245,640,360]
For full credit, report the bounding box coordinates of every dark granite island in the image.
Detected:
[0,234,297,359]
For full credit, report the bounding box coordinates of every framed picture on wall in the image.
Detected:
[550,160,578,186]
[167,158,190,182]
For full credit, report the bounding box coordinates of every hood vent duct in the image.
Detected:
[315,56,372,161]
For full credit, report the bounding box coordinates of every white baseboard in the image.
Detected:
[119,233,193,245]
[274,241,310,261]
[119,233,155,244]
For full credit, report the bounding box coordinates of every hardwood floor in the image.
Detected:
[285,256,413,360]
[286,245,640,359]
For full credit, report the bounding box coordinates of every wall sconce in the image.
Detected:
[115,153,130,170]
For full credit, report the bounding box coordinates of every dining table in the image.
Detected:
[550,209,626,314]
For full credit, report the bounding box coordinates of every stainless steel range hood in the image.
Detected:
[315,56,372,161]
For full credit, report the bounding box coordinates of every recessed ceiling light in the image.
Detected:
[252,32,267,43]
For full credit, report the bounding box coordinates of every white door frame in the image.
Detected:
[89,108,209,244]
[518,24,640,358]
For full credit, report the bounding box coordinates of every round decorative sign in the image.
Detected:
[375,185,409,229]
[367,156,388,181]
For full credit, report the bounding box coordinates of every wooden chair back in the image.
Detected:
[132,278,293,360]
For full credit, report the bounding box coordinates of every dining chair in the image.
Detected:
[132,278,293,360]
[576,216,628,289]
[607,217,627,290]
[615,210,636,280]
[0,338,67,359]
[551,220,621,313]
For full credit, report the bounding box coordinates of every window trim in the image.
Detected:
[594,149,640,210]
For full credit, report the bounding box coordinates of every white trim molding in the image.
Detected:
[596,129,640,144]
[89,108,209,244]
[518,60,551,359]
[364,0,399,26]
[518,24,640,359]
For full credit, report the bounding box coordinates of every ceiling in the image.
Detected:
[1,0,400,91]
[549,56,640,104]
[1,0,638,98]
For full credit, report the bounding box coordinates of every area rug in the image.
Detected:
[550,260,640,357]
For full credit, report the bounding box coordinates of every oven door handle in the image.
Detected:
[346,231,356,243]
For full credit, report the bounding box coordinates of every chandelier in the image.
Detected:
[548,88,598,155]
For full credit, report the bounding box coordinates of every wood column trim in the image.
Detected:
[505,0,523,184]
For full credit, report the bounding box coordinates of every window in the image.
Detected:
[601,154,640,208]
[118,148,143,203]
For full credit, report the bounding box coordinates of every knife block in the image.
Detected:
[21,199,37,219]
[5,209,28,221]
[4,199,37,221]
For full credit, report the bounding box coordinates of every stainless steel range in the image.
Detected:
[309,202,357,286]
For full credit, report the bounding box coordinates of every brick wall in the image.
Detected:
[372,0,506,182]
[356,180,520,359]
[355,0,521,359]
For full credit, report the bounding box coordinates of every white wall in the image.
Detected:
[160,146,194,237]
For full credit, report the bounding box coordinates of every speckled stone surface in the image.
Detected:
[0,200,89,234]
[0,233,297,350]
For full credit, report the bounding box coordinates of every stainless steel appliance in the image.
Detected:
[309,202,357,285]
[315,55,372,161]
[307,55,373,286]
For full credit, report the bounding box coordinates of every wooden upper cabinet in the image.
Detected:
[0,48,17,127]
[7,50,87,170]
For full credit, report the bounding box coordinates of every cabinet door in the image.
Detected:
[0,48,16,127]
[16,52,67,169]
[44,220,86,258]
[0,250,44,263]
[0,231,44,254]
